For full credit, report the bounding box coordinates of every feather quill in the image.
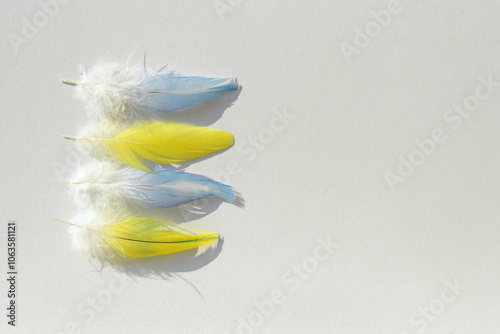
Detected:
[58,214,218,262]
[61,63,240,119]
[66,161,243,211]
[65,120,234,172]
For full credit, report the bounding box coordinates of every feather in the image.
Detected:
[65,160,243,211]
[58,214,218,262]
[61,63,240,119]
[65,120,234,172]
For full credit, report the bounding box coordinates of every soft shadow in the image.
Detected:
[93,237,224,280]
[87,238,224,301]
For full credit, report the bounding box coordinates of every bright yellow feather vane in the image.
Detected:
[104,121,234,172]
[71,121,234,172]
[101,217,218,259]
[57,216,219,261]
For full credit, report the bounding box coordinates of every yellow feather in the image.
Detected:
[80,121,234,172]
[100,217,218,259]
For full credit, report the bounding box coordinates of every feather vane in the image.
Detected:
[64,215,218,261]
[62,63,239,119]
[68,120,234,172]
[68,161,243,210]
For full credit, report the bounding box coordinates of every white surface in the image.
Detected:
[1,1,500,333]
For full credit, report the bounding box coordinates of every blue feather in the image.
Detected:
[137,71,239,112]
[121,168,241,209]
[62,63,240,119]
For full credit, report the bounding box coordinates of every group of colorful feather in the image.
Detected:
[56,61,242,263]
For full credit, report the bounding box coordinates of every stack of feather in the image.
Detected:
[57,61,242,263]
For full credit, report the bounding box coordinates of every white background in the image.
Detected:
[1,1,499,333]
